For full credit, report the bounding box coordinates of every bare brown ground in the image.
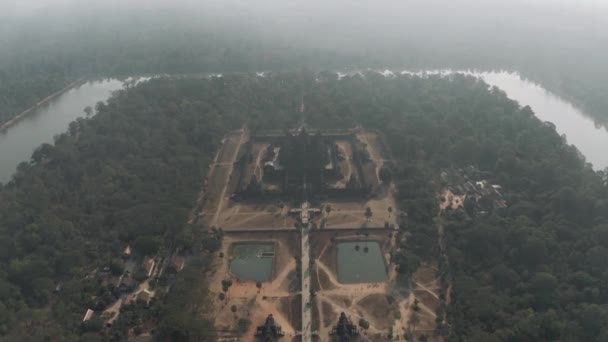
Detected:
[439,189,465,212]
[321,300,337,328]
[357,294,399,330]
[208,200,298,230]
[218,133,243,164]
[227,139,249,195]
[195,130,425,340]
[197,129,247,226]
[203,165,230,213]
[190,130,251,226]
[319,189,398,229]
[357,132,388,171]
[252,143,270,180]
[209,232,301,339]
[319,134,398,230]
[311,299,321,334]
[309,231,406,340]
[315,264,335,292]
[278,295,302,333]
[240,142,270,188]
[201,130,398,231]
[328,140,358,189]
[401,263,443,342]
[356,132,385,187]
[216,197,399,231]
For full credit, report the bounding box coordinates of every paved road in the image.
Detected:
[301,226,312,341]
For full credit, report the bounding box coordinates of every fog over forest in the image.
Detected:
[2,0,606,66]
[0,0,607,126]
[3,0,608,38]
[3,1,608,341]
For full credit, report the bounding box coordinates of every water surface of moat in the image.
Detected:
[0,78,147,183]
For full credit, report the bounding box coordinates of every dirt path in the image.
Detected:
[315,261,342,289]
[394,294,415,342]
[211,129,247,226]
[358,133,385,179]
[103,278,155,325]
[312,236,409,339]
[242,296,297,339]
[317,240,331,263]
[315,260,388,294]
[417,300,438,318]
[258,299,296,334]
[219,211,266,228]
[188,136,226,224]
[394,189,448,341]
[267,259,296,292]
[319,285,387,297]
[415,281,440,300]
[103,298,123,325]
[317,294,386,337]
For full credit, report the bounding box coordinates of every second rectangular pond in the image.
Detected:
[337,241,387,284]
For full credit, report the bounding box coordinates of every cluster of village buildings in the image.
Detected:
[80,245,185,326]
[441,166,507,216]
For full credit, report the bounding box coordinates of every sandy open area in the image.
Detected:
[192,130,443,341]
[209,232,301,340]
[309,231,411,341]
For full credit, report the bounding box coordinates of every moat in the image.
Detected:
[2,72,606,184]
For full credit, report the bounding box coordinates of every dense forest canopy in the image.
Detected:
[0,71,607,340]
[1,0,608,124]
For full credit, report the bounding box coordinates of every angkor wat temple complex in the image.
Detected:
[235,128,383,201]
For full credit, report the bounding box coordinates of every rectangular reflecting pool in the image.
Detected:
[337,241,387,284]
[230,243,274,282]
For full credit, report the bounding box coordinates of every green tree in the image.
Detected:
[83,106,93,116]
[134,236,162,256]
[325,205,332,217]
[365,207,373,222]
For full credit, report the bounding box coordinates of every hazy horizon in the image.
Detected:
[3,0,608,17]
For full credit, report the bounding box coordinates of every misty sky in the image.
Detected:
[1,0,606,68]
[2,0,606,38]
[2,0,608,16]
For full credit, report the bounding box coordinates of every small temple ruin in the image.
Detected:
[330,312,360,342]
[254,314,285,341]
